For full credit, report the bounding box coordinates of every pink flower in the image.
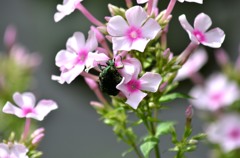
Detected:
[206,114,240,152]
[0,143,29,158]
[179,13,225,48]
[190,73,240,111]
[137,0,202,4]
[114,55,142,83]
[3,92,58,121]
[116,65,162,109]
[54,0,83,22]
[178,0,202,3]
[52,30,109,84]
[176,48,207,81]
[107,6,161,52]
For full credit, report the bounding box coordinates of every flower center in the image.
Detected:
[23,107,35,116]
[228,128,240,140]
[76,49,88,64]
[210,92,223,103]
[193,29,205,42]
[126,26,142,42]
[126,79,141,93]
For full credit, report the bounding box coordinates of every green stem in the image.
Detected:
[131,142,144,158]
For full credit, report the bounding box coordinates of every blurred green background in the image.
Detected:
[0,0,239,157]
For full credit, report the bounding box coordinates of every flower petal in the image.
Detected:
[34,100,58,121]
[194,13,212,32]
[141,18,161,39]
[2,102,24,118]
[203,28,225,48]
[86,52,109,71]
[107,16,129,36]
[85,30,98,52]
[137,0,148,4]
[130,38,150,52]
[66,32,86,53]
[112,36,132,51]
[61,64,85,84]
[125,6,147,27]
[0,143,9,156]
[55,50,77,69]
[126,90,147,109]
[140,72,162,92]
[21,92,36,108]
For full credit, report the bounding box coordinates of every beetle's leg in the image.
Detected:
[98,64,106,71]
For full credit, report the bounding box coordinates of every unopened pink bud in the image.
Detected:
[84,77,98,90]
[104,16,111,22]
[4,25,17,48]
[163,48,170,59]
[185,105,193,119]
[159,82,168,92]
[215,48,229,66]
[32,133,45,145]
[90,101,104,108]
[31,127,45,138]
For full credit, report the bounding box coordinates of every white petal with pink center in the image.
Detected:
[190,73,240,111]
[3,92,58,121]
[117,69,162,109]
[107,6,161,52]
[53,30,108,84]
[0,143,29,158]
[179,13,225,48]
[54,0,83,22]
[176,48,207,81]
[206,114,240,152]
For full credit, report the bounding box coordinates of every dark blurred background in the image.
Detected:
[0,0,239,157]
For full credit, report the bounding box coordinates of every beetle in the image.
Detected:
[98,59,123,96]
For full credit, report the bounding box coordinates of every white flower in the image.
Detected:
[107,6,161,52]
[0,143,29,158]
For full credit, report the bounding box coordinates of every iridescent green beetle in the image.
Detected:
[98,59,123,96]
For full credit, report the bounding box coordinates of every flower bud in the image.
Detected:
[4,25,17,48]
[214,48,229,67]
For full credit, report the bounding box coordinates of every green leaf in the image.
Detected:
[159,93,192,103]
[140,139,158,158]
[156,121,175,137]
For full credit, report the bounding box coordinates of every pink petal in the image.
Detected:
[21,92,36,108]
[61,64,85,84]
[139,72,162,92]
[13,92,24,107]
[203,28,225,48]
[51,75,65,84]
[112,36,132,51]
[0,143,9,156]
[2,102,24,118]
[130,38,150,52]
[85,30,98,52]
[66,32,86,53]
[86,52,109,71]
[125,6,147,27]
[11,143,29,156]
[137,0,148,4]
[141,18,161,39]
[55,50,77,69]
[54,12,66,22]
[126,90,147,109]
[118,58,142,83]
[107,16,129,36]
[194,13,212,32]
[179,15,198,43]
[34,100,58,121]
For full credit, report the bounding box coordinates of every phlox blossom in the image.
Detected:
[190,73,240,111]
[179,13,225,48]
[117,64,162,109]
[52,30,109,84]
[0,143,29,158]
[54,0,83,22]
[176,48,207,81]
[3,92,58,121]
[206,114,240,152]
[107,6,161,52]
[137,0,202,4]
